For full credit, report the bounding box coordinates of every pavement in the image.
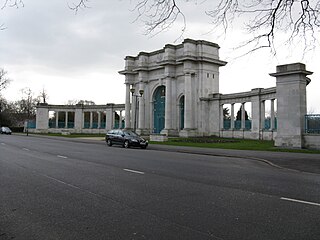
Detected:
[17,133,320,175]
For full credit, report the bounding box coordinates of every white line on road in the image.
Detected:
[123,168,145,175]
[57,155,68,159]
[280,197,320,207]
[23,148,30,151]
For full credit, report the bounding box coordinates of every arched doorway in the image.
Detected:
[153,86,165,133]
[179,95,185,130]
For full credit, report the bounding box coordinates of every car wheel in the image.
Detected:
[106,139,112,146]
[124,140,129,148]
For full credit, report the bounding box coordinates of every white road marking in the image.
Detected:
[1,143,5,145]
[57,155,68,159]
[23,148,30,151]
[123,168,145,175]
[280,197,320,207]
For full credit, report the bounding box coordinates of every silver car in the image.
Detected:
[1,127,12,135]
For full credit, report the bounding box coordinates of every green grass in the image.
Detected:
[150,136,320,154]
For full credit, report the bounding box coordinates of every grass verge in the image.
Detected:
[150,136,320,154]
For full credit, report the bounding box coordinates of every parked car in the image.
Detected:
[1,127,12,135]
[106,129,148,149]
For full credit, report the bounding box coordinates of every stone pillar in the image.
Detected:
[131,92,136,129]
[260,100,265,129]
[179,72,196,137]
[138,85,145,132]
[74,106,83,133]
[106,107,113,130]
[119,111,123,129]
[164,78,172,130]
[241,103,246,129]
[220,104,224,130]
[125,83,131,129]
[270,99,275,130]
[65,111,68,128]
[98,112,101,129]
[89,112,93,129]
[270,63,312,148]
[56,111,59,128]
[230,103,235,129]
[161,77,177,136]
[35,105,49,132]
[251,88,262,139]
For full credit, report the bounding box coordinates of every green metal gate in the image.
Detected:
[153,86,165,133]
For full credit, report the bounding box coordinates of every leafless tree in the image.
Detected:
[38,88,49,104]
[0,68,11,93]
[1,0,24,9]
[131,0,320,55]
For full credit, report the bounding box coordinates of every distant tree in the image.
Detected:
[0,68,11,94]
[223,107,230,119]
[38,88,49,104]
[236,105,249,121]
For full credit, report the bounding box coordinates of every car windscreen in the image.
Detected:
[123,131,138,137]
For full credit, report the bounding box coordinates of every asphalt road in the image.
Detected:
[1,135,319,240]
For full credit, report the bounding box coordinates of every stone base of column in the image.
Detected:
[179,128,198,137]
[160,128,179,137]
[275,136,303,149]
[136,128,151,136]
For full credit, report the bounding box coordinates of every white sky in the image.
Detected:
[0,0,319,112]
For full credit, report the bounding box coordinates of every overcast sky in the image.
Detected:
[1,0,319,112]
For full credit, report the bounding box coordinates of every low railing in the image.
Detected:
[305,114,320,134]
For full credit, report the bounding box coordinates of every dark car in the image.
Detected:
[1,127,12,135]
[106,129,148,149]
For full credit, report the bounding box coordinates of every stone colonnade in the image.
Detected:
[200,87,277,140]
[35,103,125,134]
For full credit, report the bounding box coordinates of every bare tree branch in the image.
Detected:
[1,0,24,10]
[132,0,320,55]
[132,0,186,37]
[0,68,11,93]
[67,0,90,13]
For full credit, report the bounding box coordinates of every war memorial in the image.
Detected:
[34,39,320,149]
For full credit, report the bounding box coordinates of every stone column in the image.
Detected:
[164,77,172,130]
[241,103,246,129]
[220,104,224,130]
[270,63,312,148]
[74,106,83,133]
[131,92,136,129]
[260,100,265,129]
[65,111,68,128]
[270,99,275,130]
[138,84,145,131]
[89,112,93,129]
[161,77,177,136]
[230,103,235,129]
[184,73,193,129]
[35,105,49,132]
[56,111,59,128]
[125,83,131,129]
[119,111,123,129]
[251,88,262,139]
[98,112,101,129]
[106,106,114,131]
